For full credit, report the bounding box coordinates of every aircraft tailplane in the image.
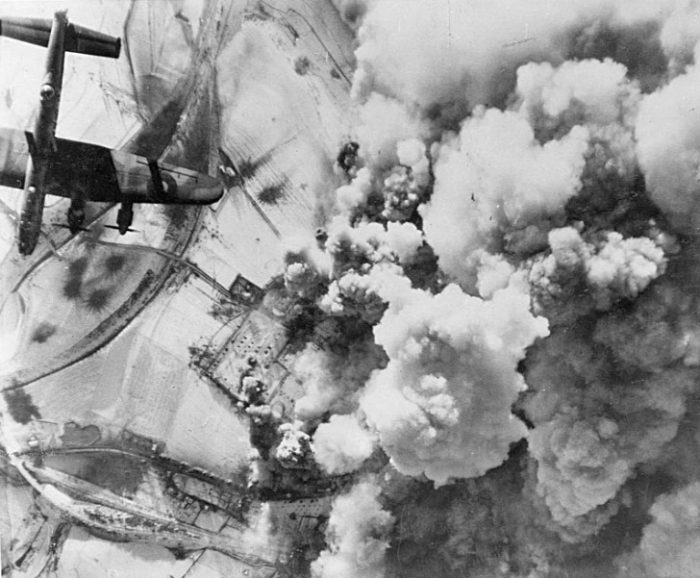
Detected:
[0,15,120,58]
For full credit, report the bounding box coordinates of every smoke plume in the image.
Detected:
[273,0,700,574]
[311,477,394,578]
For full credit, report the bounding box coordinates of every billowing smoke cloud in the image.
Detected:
[516,58,639,128]
[515,58,641,170]
[351,0,679,112]
[354,0,581,108]
[275,422,313,468]
[312,413,376,474]
[360,282,548,485]
[617,482,700,577]
[311,478,394,578]
[355,94,429,168]
[529,226,669,316]
[293,339,385,420]
[289,218,421,421]
[636,45,700,233]
[335,167,373,214]
[421,109,590,287]
[658,1,700,68]
[274,0,700,574]
[522,283,700,541]
[9,0,700,575]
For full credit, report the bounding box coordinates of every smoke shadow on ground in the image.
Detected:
[62,256,89,300]
[3,387,41,424]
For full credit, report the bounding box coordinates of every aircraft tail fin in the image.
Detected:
[0,15,120,58]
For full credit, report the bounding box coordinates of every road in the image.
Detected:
[10,453,282,569]
[0,206,201,390]
[94,237,234,299]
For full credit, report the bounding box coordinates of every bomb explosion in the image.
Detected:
[265,1,700,576]
[5,0,700,576]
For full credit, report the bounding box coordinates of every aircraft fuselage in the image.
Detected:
[17,11,66,255]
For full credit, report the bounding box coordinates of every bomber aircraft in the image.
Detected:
[0,11,223,256]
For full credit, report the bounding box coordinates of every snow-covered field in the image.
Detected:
[1,0,355,575]
[56,527,193,578]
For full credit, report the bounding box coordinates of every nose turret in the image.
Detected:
[39,84,55,102]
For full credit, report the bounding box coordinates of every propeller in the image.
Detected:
[52,223,91,233]
[103,224,139,233]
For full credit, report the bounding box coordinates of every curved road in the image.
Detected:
[10,453,281,570]
[0,205,202,391]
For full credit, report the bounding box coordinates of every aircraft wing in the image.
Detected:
[0,127,222,204]
[62,138,223,204]
[110,149,224,204]
[0,127,28,190]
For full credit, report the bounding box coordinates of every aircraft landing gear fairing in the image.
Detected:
[67,198,85,234]
[116,202,133,234]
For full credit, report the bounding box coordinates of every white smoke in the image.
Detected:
[354,0,587,108]
[617,482,700,577]
[636,44,700,233]
[312,413,376,474]
[293,340,385,420]
[275,422,313,468]
[336,167,373,213]
[311,478,394,578]
[529,226,668,313]
[355,93,428,168]
[516,58,639,129]
[284,0,700,573]
[421,108,589,287]
[658,1,700,68]
[360,282,548,485]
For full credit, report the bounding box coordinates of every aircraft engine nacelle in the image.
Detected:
[0,15,121,59]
